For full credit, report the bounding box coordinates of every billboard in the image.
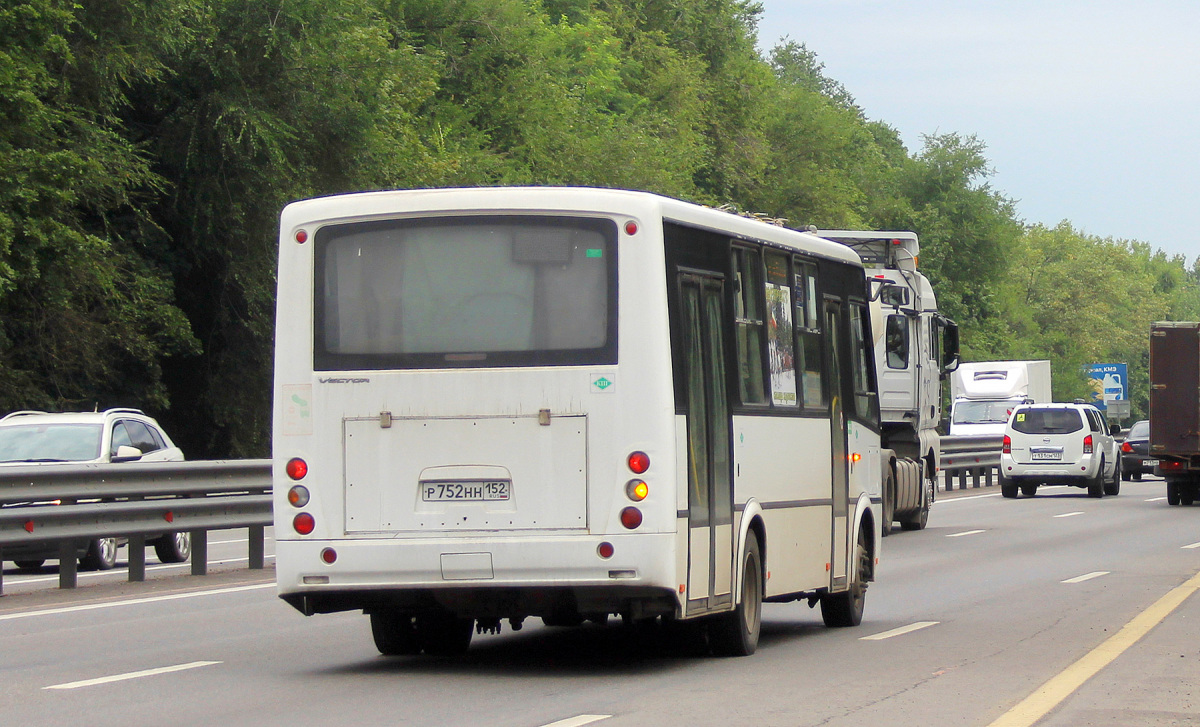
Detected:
[1086,363,1127,411]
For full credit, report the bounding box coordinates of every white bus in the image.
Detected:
[273,187,883,657]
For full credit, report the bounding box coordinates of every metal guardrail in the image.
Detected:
[0,459,272,592]
[939,434,1004,491]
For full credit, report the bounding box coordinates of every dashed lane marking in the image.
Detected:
[44,661,221,690]
[539,716,611,727]
[947,529,986,538]
[1053,511,1084,518]
[1061,571,1109,584]
[860,621,940,641]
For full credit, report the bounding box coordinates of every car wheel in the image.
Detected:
[1087,462,1105,498]
[821,528,870,628]
[1104,461,1121,496]
[81,537,118,570]
[1000,473,1018,499]
[154,532,191,563]
[710,533,764,655]
[1021,483,1038,497]
[14,559,45,571]
[1132,471,1143,481]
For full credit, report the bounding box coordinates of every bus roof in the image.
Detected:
[281,187,864,268]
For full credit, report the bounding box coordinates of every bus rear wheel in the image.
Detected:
[370,611,420,656]
[709,534,762,657]
[416,611,474,655]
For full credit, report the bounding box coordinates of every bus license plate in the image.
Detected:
[1031,450,1062,461]
[421,480,511,502]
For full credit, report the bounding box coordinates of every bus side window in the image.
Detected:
[793,260,824,409]
[732,246,767,405]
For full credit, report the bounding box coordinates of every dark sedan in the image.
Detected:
[1120,419,1156,480]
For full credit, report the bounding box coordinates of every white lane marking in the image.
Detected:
[1062,571,1109,584]
[860,621,939,641]
[1053,511,1084,519]
[947,529,986,538]
[8,555,276,586]
[44,661,221,690]
[539,716,611,727]
[936,492,1002,502]
[1146,497,1167,502]
[1184,542,1200,550]
[0,583,274,622]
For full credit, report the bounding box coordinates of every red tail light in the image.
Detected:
[293,512,315,535]
[1083,434,1093,454]
[1121,441,1132,453]
[1002,435,1011,454]
[619,507,643,529]
[627,451,650,474]
[286,458,308,480]
[1159,460,1184,471]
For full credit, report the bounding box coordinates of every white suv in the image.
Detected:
[1000,402,1122,498]
[0,408,190,570]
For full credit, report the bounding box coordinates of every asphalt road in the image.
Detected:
[2,479,1197,727]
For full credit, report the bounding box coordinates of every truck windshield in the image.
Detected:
[314,215,617,370]
[952,400,1015,425]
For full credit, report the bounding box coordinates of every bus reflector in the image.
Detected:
[628,451,650,474]
[295,229,308,243]
[597,542,614,559]
[294,512,315,535]
[620,507,643,529]
[286,458,308,480]
[626,479,648,501]
[288,485,310,507]
[624,221,638,236]
[321,548,337,564]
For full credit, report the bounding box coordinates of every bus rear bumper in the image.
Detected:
[275,533,679,619]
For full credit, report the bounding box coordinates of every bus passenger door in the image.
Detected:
[825,299,850,588]
[679,273,734,614]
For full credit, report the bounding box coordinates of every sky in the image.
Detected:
[756,0,1200,263]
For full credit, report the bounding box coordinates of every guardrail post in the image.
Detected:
[190,528,208,576]
[128,534,146,582]
[249,524,265,570]
[58,539,78,589]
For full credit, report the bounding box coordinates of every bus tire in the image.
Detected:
[821,529,870,628]
[370,611,420,656]
[416,611,474,655]
[709,534,762,657]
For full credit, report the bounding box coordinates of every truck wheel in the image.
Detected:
[1167,481,1181,506]
[900,474,933,531]
[881,470,895,537]
[710,533,763,656]
[1182,488,1196,507]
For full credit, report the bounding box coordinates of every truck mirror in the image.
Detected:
[941,320,960,374]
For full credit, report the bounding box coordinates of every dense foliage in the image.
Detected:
[1,0,1196,455]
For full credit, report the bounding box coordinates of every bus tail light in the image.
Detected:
[286,457,308,480]
[288,485,310,508]
[1002,435,1011,454]
[1083,435,1093,454]
[597,542,614,559]
[620,507,643,529]
[626,479,648,501]
[627,451,650,474]
[321,548,337,564]
[294,512,315,535]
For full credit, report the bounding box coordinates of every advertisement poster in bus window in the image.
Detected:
[766,282,798,407]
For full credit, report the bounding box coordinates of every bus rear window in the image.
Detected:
[314,215,617,370]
